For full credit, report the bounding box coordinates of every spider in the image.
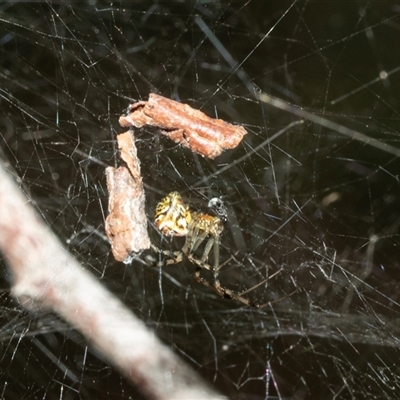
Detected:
[153,191,283,308]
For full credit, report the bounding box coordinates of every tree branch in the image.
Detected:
[0,162,226,400]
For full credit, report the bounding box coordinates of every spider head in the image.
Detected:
[208,197,228,223]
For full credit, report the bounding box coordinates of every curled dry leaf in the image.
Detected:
[119,93,247,159]
[105,131,150,262]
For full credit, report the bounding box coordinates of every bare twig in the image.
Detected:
[105,130,150,262]
[119,93,247,159]
[0,162,226,400]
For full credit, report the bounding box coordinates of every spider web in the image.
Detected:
[1,1,400,399]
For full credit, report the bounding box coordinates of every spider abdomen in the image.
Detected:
[154,191,191,236]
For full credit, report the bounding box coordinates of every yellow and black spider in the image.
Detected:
[153,191,265,307]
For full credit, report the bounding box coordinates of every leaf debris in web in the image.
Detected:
[105,131,150,262]
[119,93,247,159]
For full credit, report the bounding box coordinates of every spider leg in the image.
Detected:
[193,252,299,308]
[213,278,259,307]
[208,236,242,303]
[151,244,183,267]
[194,267,259,307]
[201,236,215,266]
[184,228,208,255]
[184,223,215,271]
[187,253,212,271]
[212,235,219,271]
[191,236,260,307]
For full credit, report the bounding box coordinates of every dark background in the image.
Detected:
[1,1,400,399]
